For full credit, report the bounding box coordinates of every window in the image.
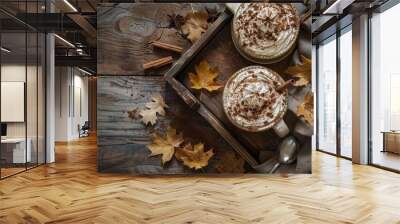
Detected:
[370,3,400,171]
[317,35,337,154]
[316,25,353,159]
[339,27,352,158]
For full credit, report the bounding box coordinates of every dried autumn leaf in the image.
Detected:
[168,13,185,30]
[147,127,184,164]
[139,94,168,125]
[216,152,245,173]
[297,93,314,125]
[206,7,221,23]
[286,55,311,87]
[175,143,214,170]
[181,10,208,43]
[127,107,139,120]
[189,60,223,92]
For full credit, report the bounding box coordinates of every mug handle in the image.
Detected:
[225,3,239,13]
[273,119,289,138]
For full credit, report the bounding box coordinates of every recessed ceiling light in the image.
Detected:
[54,34,75,48]
[63,0,78,12]
[1,47,11,53]
[78,67,93,76]
[323,0,355,15]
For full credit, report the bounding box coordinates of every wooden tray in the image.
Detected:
[164,9,309,172]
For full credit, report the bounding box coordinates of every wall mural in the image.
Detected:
[97,3,313,174]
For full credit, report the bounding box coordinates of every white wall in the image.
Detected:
[55,67,89,141]
[1,63,46,164]
[1,65,40,138]
[55,66,69,141]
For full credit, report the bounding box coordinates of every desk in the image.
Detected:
[382,131,400,154]
[1,138,31,163]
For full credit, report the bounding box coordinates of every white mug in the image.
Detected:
[222,66,289,138]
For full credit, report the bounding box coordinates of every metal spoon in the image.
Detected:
[253,136,298,173]
[269,136,298,174]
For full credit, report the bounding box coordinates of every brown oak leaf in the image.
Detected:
[139,94,168,126]
[297,93,314,125]
[216,152,245,173]
[286,55,311,86]
[147,127,184,164]
[189,60,223,92]
[127,107,139,120]
[181,10,208,43]
[175,143,214,170]
[168,13,185,30]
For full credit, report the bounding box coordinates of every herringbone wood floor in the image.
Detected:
[1,136,400,224]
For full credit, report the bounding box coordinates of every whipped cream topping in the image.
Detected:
[223,66,287,132]
[232,3,300,61]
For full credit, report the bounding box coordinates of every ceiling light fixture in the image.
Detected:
[78,67,93,76]
[63,0,78,12]
[323,0,354,15]
[54,34,75,48]
[1,47,11,53]
[322,0,355,15]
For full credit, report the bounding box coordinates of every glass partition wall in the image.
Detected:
[0,2,46,179]
[370,2,400,172]
[316,26,353,159]
[339,26,353,159]
[317,35,337,155]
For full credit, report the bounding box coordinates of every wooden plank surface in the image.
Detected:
[97,76,244,174]
[97,3,311,174]
[97,3,224,76]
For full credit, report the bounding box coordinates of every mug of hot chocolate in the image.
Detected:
[230,3,300,64]
[223,66,290,137]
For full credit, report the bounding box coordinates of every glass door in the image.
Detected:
[317,35,337,155]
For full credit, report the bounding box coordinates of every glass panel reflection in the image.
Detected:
[1,31,27,177]
[339,27,352,158]
[317,36,337,154]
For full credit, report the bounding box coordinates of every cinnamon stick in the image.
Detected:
[150,41,183,54]
[143,56,173,70]
[277,79,294,92]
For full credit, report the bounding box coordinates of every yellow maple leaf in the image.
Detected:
[139,94,168,126]
[286,55,311,87]
[147,127,184,164]
[189,60,223,92]
[297,93,314,125]
[216,152,245,173]
[175,143,214,170]
[181,11,208,43]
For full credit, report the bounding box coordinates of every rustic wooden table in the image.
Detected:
[97,3,311,174]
